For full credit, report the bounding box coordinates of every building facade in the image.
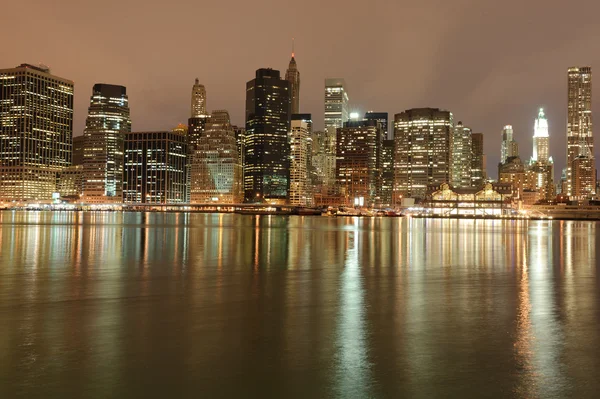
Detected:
[72,135,86,166]
[451,121,473,188]
[244,68,291,203]
[501,125,519,164]
[380,139,395,207]
[82,84,131,203]
[289,118,310,206]
[191,78,208,118]
[285,51,300,115]
[123,131,187,204]
[566,66,595,198]
[394,108,453,199]
[57,165,83,199]
[190,110,242,204]
[336,119,381,206]
[324,78,349,130]
[0,64,73,202]
[471,132,485,187]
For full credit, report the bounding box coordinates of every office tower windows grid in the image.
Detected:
[451,122,473,188]
[0,64,73,201]
[123,131,188,204]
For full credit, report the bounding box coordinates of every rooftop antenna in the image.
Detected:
[292,38,295,58]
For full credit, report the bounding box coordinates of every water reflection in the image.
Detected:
[0,213,599,398]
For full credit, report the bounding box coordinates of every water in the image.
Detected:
[0,211,599,398]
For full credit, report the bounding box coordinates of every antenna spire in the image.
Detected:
[292,38,295,58]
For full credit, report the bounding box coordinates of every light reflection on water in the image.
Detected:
[0,212,599,398]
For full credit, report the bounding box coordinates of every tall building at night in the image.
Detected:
[394,108,453,199]
[191,78,207,118]
[324,78,349,130]
[501,125,519,164]
[123,130,188,204]
[232,125,246,183]
[566,67,595,198]
[289,118,310,206]
[365,112,389,139]
[0,64,73,202]
[244,68,291,203]
[529,108,554,200]
[380,139,395,207]
[285,47,300,115]
[336,119,381,206]
[451,121,473,188]
[532,108,549,163]
[471,132,485,187]
[72,135,86,166]
[190,110,242,204]
[81,84,131,203]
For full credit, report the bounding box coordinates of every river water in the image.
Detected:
[0,212,598,398]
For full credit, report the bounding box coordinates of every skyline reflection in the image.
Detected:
[0,212,599,397]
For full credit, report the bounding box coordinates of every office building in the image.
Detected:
[244,68,291,203]
[285,47,300,115]
[566,67,595,198]
[336,119,381,206]
[471,132,485,187]
[72,135,86,166]
[451,121,473,188]
[501,125,519,164]
[191,78,207,118]
[529,108,554,200]
[532,108,549,163]
[123,131,187,204]
[289,118,310,206]
[82,84,131,203]
[498,156,526,199]
[394,108,453,199]
[324,78,349,130]
[365,112,389,139]
[190,110,242,204]
[380,139,395,207]
[57,165,83,199]
[0,64,73,202]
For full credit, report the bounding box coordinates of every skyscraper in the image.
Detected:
[394,108,453,199]
[380,139,395,207]
[191,78,207,118]
[471,133,485,187]
[285,45,300,115]
[336,119,381,206]
[365,112,389,139]
[532,108,549,163]
[72,135,86,166]
[451,121,473,188]
[0,64,73,202]
[500,125,519,164]
[190,110,242,204]
[289,118,310,206]
[82,84,131,203]
[123,130,187,204]
[244,68,291,203]
[566,66,595,198]
[324,78,349,130]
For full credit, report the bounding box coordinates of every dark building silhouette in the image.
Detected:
[72,135,86,166]
[244,68,291,203]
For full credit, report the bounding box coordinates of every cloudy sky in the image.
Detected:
[3,0,599,177]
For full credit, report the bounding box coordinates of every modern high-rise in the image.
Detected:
[291,114,314,203]
[289,118,310,206]
[451,121,473,188]
[324,78,349,130]
[380,139,395,207]
[394,108,453,199]
[566,66,595,198]
[244,68,291,203]
[532,108,549,163]
[82,84,131,203]
[123,130,188,204]
[191,78,207,118]
[285,49,300,115]
[365,112,389,139]
[72,135,86,166]
[501,125,519,164]
[232,125,246,182]
[190,110,242,204]
[0,64,73,202]
[471,132,485,187]
[336,119,381,206]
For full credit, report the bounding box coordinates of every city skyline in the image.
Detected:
[4,1,600,178]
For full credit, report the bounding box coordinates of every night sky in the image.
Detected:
[3,0,600,178]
